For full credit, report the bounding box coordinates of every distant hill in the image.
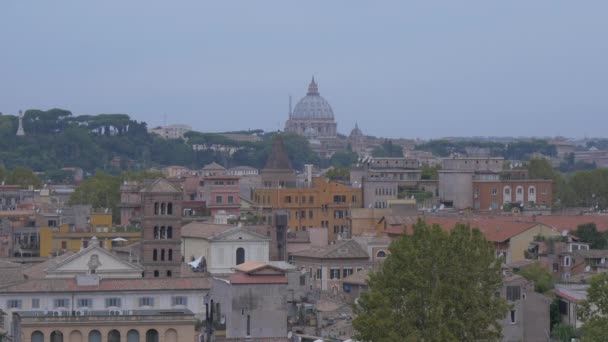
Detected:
[0,108,320,174]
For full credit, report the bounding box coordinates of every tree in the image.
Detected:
[325,167,350,182]
[551,323,578,342]
[329,151,358,168]
[516,263,554,293]
[579,273,608,341]
[353,221,508,341]
[6,167,42,189]
[420,164,440,180]
[574,223,608,249]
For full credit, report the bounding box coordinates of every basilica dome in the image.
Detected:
[291,77,334,120]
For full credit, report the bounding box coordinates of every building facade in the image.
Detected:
[140,179,183,278]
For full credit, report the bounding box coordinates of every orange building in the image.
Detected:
[253,177,362,241]
[473,179,553,211]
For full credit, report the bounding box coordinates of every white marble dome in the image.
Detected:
[291,78,334,120]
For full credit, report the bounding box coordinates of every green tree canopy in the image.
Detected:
[325,167,350,182]
[516,263,554,293]
[354,220,508,341]
[574,223,608,249]
[579,273,608,341]
[4,167,42,189]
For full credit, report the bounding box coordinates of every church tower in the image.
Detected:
[16,110,25,136]
[140,178,183,278]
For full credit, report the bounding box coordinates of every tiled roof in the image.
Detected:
[23,252,75,279]
[572,249,608,259]
[290,240,369,259]
[181,222,233,239]
[232,261,278,274]
[140,178,180,193]
[215,338,289,342]
[227,273,287,285]
[202,162,226,170]
[535,215,608,232]
[0,276,211,293]
[381,216,544,243]
[341,268,370,286]
[0,261,25,287]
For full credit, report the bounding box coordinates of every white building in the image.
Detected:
[148,124,192,140]
[181,223,271,274]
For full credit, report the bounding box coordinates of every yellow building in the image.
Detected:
[39,212,140,257]
[253,177,362,241]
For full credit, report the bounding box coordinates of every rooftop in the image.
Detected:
[0,277,211,293]
[290,239,369,259]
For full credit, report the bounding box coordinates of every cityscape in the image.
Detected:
[2,2,608,342]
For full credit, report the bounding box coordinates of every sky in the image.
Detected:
[1,1,607,139]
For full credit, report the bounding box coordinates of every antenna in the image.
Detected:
[288,95,292,118]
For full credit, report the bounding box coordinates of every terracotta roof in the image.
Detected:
[232,261,284,274]
[23,252,75,279]
[381,216,545,243]
[341,268,370,286]
[290,240,369,259]
[202,162,226,170]
[0,276,211,293]
[181,222,233,239]
[140,178,180,193]
[0,210,35,218]
[215,338,289,342]
[534,215,608,232]
[315,298,351,312]
[227,273,288,285]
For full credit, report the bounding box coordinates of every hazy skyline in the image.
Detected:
[1,1,607,139]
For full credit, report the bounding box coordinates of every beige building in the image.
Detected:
[14,309,196,342]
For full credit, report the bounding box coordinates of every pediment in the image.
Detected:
[46,246,143,274]
[211,227,269,241]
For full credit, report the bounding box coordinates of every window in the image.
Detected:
[316,268,322,280]
[302,196,306,203]
[154,226,159,239]
[61,241,67,249]
[105,297,122,308]
[510,310,516,324]
[517,187,523,194]
[153,249,158,261]
[301,210,306,219]
[236,247,245,265]
[309,210,313,219]
[228,196,234,204]
[377,250,387,258]
[559,300,568,315]
[139,297,155,307]
[153,270,159,277]
[506,286,521,301]
[285,196,291,203]
[172,296,188,306]
[216,196,222,204]
[541,187,548,195]
[553,263,559,272]
[343,268,353,278]
[309,196,314,203]
[161,249,165,261]
[168,249,173,261]
[54,298,69,308]
[167,202,173,215]
[77,298,92,308]
[352,195,357,203]
[167,226,173,239]
[300,274,306,286]
[154,202,159,215]
[529,187,535,194]
[491,188,497,196]
[330,268,341,280]
[31,298,40,309]
[564,256,571,267]
[504,188,511,195]
[7,299,22,309]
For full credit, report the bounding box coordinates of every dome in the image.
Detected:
[350,123,363,137]
[291,77,335,120]
[304,126,318,137]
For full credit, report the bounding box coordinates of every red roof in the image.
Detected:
[228,273,287,285]
[534,215,608,232]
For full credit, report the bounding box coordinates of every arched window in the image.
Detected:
[145,329,159,342]
[153,249,157,261]
[168,249,173,261]
[127,330,140,342]
[161,249,165,261]
[153,226,159,239]
[160,226,166,239]
[69,330,82,342]
[153,270,159,277]
[154,202,159,215]
[51,331,64,342]
[107,330,121,342]
[236,247,245,265]
[376,251,387,258]
[88,330,102,342]
[166,270,172,277]
[164,329,178,342]
[160,203,166,215]
[31,331,44,342]
[167,202,173,215]
[167,226,173,239]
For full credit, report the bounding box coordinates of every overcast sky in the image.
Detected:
[1,1,607,139]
